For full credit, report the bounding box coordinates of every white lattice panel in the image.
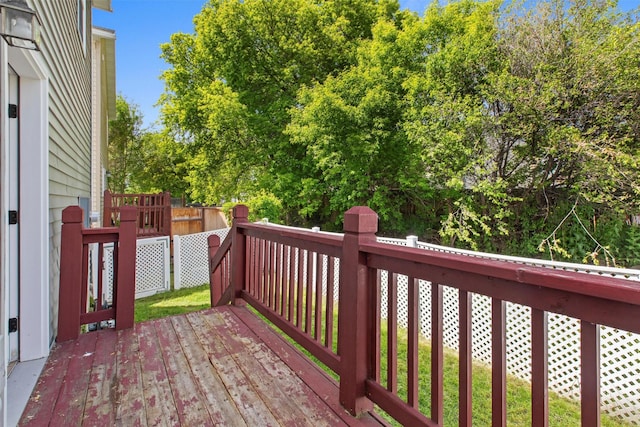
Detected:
[548,314,582,400]
[98,235,170,302]
[600,327,640,421]
[174,228,230,289]
[442,286,460,351]
[135,236,171,298]
[471,294,493,365]
[102,244,115,303]
[506,303,532,383]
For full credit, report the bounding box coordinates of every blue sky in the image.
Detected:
[93,0,638,129]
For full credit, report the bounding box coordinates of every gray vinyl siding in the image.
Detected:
[33,0,92,341]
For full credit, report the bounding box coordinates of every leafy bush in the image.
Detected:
[220,192,284,225]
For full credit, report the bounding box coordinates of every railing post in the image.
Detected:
[103,189,112,227]
[163,191,172,237]
[339,206,378,415]
[208,234,222,305]
[57,206,84,342]
[231,204,249,303]
[115,206,137,330]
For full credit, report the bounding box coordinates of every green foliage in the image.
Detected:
[156,0,640,263]
[107,96,191,199]
[220,192,284,224]
[127,131,190,197]
[160,0,406,212]
[108,95,144,193]
[220,201,238,226]
[620,224,640,267]
[287,14,430,229]
[247,191,284,223]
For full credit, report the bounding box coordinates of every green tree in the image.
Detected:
[287,14,431,232]
[108,95,144,193]
[159,0,406,217]
[401,0,512,248]
[158,0,640,262]
[489,0,640,258]
[127,131,190,198]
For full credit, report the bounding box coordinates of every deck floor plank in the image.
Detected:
[204,308,320,425]
[82,327,118,425]
[215,307,342,426]
[186,310,280,426]
[50,331,98,426]
[153,317,213,426]
[19,306,386,426]
[19,333,90,425]
[170,314,246,425]
[234,308,353,421]
[136,321,181,426]
[234,307,386,426]
[114,327,147,426]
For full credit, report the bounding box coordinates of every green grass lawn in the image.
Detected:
[134,284,211,322]
[134,286,630,426]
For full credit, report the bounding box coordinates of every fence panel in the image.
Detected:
[174,228,230,289]
[100,235,171,302]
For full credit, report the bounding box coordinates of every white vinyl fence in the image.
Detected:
[173,228,230,289]
[94,235,171,303]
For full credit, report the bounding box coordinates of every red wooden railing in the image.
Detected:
[103,190,171,238]
[208,233,232,306]
[57,205,137,342]
[210,205,640,426]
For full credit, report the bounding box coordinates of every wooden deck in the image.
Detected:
[19,306,385,426]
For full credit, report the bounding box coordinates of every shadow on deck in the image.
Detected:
[19,306,385,426]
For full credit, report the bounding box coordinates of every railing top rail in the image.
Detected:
[256,220,344,237]
[209,231,232,270]
[82,232,120,245]
[237,221,343,255]
[363,240,640,305]
[82,227,119,236]
[108,191,168,198]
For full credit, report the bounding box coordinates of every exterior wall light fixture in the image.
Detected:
[0,0,41,50]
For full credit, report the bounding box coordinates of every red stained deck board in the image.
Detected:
[19,333,95,426]
[82,328,118,425]
[113,327,146,426]
[19,306,386,426]
[187,310,280,426]
[233,306,388,427]
[202,308,336,426]
[152,317,213,426]
[49,331,98,426]
[136,320,181,426]
[168,314,246,425]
